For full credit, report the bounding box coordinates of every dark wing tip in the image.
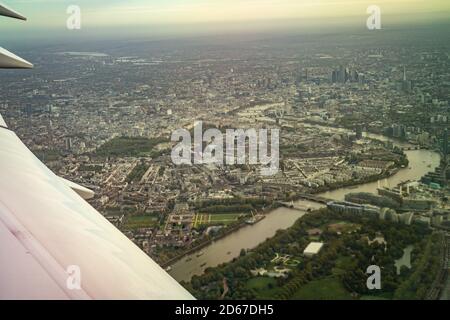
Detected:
[0,4,27,21]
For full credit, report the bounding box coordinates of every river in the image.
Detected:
[169,129,441,282]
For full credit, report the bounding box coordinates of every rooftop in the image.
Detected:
[303,242,324,255]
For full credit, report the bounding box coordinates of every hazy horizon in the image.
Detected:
[1,0,449,43]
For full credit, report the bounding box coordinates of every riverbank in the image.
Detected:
[302,167,401,198]
[168,145,440,282]
[300,119,419,147]
[161,209,271,268]
[165,157,404,268]
[164,166,399,269]
[188,208,437,300]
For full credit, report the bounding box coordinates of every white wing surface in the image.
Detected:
[0,113,6,127]
[0,127,194,300]
[0,47,33,69]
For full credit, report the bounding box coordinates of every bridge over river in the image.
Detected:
[279,194,334,208]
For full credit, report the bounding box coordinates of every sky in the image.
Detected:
[1,0,449,39]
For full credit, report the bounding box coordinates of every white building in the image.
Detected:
[303,242,324,257]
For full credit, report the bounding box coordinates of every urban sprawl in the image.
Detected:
[1,28,449,299]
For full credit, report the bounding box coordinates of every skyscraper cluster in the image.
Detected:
[331,65,363,84]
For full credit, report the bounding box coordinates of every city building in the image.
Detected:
[303,242,324,257]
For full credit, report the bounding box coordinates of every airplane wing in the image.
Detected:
[0,47,33,69]
[0,119,194,300]
[0,3,33,68]
[0,113,6,127]
[0,3,26,20]
[60,177,95,200]
[0,4,194,300]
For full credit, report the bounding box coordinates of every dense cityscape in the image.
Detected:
[1,25,449,300]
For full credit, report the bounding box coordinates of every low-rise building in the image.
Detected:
[303,242,324,257]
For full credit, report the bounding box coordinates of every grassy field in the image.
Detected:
[126,163,149,183]
[290,277,353,300]
[192,213,244,228]
[246,277,282,299]
[332,255,357,276]
[94,136,167,158]
[327,221,361,234]
[123,215,159,230]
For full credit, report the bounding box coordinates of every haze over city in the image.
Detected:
[1,0,449,42]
